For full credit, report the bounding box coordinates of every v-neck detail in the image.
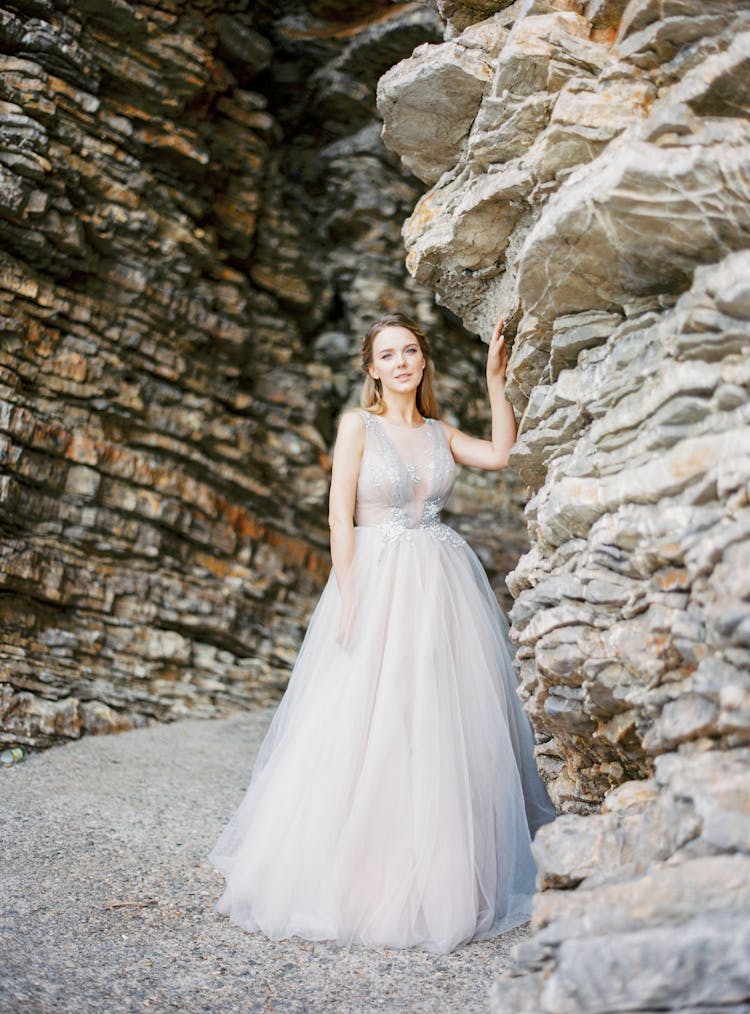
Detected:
[355,409,457,532]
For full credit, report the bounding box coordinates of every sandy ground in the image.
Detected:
[0,709,529,1013]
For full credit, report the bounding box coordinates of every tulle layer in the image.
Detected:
[208,524,555,954]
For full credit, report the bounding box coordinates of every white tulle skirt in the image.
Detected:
[208,524,556,954]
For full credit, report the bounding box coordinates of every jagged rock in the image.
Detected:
[518,117,750,336]
[378,38,494,185]
[491,748,750,1010]
[380,0,750,1008]
[214,15,272,79]
[380,9,655,336]
[436,0,515,37]
[586,0,629,32]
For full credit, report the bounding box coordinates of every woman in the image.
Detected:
[208,312,556,954]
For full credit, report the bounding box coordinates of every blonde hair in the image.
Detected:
[360,313,440,418]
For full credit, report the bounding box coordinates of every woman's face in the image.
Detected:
[369,326,426,397]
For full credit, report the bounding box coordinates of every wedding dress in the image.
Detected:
[208,408,556,953]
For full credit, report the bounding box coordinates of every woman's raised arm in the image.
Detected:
[440,317,517,471]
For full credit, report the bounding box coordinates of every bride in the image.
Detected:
[208,312,556,954]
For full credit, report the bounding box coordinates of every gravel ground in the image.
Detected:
[0,709,529,1013]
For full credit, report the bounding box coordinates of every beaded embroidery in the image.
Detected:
[356,410,465,552]
[405,462,421,485]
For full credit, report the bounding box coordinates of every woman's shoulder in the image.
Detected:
[340,407,384,434]
[334,409,369,450]
[338,407,368,430]
[434,417,458,455]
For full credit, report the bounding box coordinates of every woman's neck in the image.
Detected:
[380,394,423,428]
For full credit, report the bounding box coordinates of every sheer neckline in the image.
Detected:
[375,413,430,431]
[367,411,435,480]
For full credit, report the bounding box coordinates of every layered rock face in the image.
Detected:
[379,0,750,1008]
[0,0,526,750]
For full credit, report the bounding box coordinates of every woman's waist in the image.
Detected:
[354,514,465,547]
[355,500,444,526]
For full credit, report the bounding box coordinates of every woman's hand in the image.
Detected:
[486,316,508,385]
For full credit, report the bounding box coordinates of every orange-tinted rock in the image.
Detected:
[0,1,525,752]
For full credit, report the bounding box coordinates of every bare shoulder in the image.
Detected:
[337,408,366,436]
[333,408,366,457]
[437,417,458,444]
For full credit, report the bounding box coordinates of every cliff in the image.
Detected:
[0,0,526,750]
[378,0,750,1009]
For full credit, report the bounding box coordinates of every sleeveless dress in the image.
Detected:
[208,409,556,954]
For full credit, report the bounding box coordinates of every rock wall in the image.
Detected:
[378,0,750,1009]
[0,0,527,750]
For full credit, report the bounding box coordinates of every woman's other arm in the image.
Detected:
[441,317,517,471]
[327,409,365,590]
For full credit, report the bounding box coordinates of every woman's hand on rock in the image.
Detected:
[487,316,508,384]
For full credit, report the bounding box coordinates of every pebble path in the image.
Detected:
[0,709,529,1013]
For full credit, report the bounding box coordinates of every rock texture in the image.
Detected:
[378,0,750,1008]
[0,0,527,751]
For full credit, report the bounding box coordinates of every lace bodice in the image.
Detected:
[355,409,463,546]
